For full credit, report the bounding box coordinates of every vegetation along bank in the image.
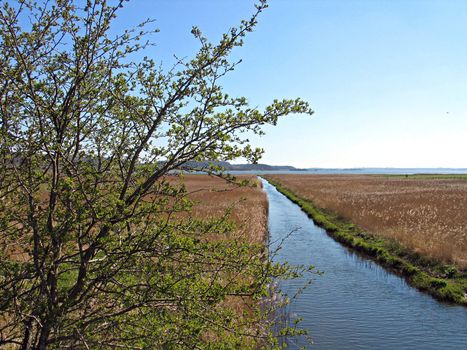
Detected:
[264,175,467,305]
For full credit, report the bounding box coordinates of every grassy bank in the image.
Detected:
[265,178,467,306]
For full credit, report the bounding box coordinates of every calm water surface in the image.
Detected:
[262,179,467,350]
[229,168,467,175]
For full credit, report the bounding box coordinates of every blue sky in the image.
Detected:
[115,0,467,168]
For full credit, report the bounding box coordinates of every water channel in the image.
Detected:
[261,178,467,349]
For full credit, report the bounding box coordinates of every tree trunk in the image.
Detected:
[20,318,32,350]
[37,323,50,350]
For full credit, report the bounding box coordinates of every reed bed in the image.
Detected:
[1,175,270,345]
[171,174,268,244]
[169,174,270,328]
[265,174,467,269]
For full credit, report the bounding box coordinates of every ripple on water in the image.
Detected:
[262,179,467,350]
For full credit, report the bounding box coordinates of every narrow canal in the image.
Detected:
[261,179,467,349]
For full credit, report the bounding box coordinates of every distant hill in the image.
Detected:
[178,161,304,172]
[228,163,303,171]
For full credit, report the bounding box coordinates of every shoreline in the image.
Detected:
[264,177,466,306]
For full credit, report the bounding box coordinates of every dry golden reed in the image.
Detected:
[171,174,268,244]
[266,174,467,268]
[175,174,269,337]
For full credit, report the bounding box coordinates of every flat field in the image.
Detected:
[173,174,269,331]
[1,175,269,342]
[172,174,268,244]
[265,174,467,268]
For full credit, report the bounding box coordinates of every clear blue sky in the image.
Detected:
[115,0,467,168]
